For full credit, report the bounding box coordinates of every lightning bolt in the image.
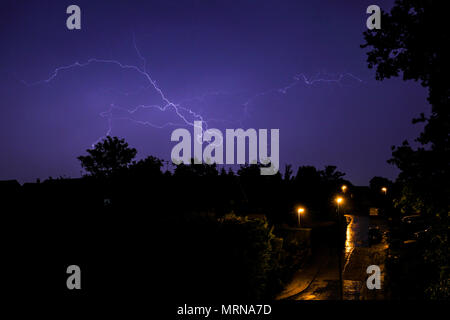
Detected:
[22,36,363,148]
[243,72,363,107]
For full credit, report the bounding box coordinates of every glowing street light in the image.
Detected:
[334,196,344,300]
[297,207,305,228]
[335,196,344,215]
[341,185,348,193]
[381,187,387,195]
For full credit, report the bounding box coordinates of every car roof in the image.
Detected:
[402,215,421,220]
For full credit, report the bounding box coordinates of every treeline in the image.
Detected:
[73,136,353,226]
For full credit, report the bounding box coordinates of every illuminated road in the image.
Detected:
[290,214,386,300]
[343,214,369,276]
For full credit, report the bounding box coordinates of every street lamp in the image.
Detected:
[335,196,344,215]
[341,185,347,193]
[335,196,344,300]
[297,207,305,228]
[381,187,387,195]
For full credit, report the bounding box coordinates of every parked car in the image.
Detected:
[413,226,432,240]
[401,215,422,224]
[401,215,429,239]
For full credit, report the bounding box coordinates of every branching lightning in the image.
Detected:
[243,72,363,107]
[22,37,363,147]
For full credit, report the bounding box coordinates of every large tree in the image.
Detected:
[361,0,449,299]
[362,0,449,216]
[362,0,450,148]
[78,136,137,177]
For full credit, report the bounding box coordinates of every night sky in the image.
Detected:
[0,0,428,184]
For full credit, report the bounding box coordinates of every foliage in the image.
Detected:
[75,139,354,298]
[129,155,164,178]
[361,0,450,107]
[424,224,450,300]
[174,159,218,177]
[320,165,345,182]
[217,213,282,299]
[78,136,137,177]
[362,0,449,298]
[171,213,286,300]
[369,176,392,193]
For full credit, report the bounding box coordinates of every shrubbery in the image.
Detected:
[169,213,288,300]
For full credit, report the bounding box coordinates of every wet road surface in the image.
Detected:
[292,215,387,300]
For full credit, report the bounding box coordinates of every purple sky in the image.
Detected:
[0,0,428,184]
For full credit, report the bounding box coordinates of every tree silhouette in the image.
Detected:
[320,165,345,182]
[369,176,392,193]
[362,0,449,299]
[361,1,449,104]
[173,159,219,177]
[283,164,293,181]
[361,0,449,216]
[78,136,137,177]
[362,0,449,151]
[131,156,164,177]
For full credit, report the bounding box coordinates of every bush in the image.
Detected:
[217,213,282,299]
[170,213,284,300]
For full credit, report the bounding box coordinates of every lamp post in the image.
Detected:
[297,207,305,228]
[336,196,343,215]
[335,196,344,300]
[341,185,347,193]
[381,187,387,195]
